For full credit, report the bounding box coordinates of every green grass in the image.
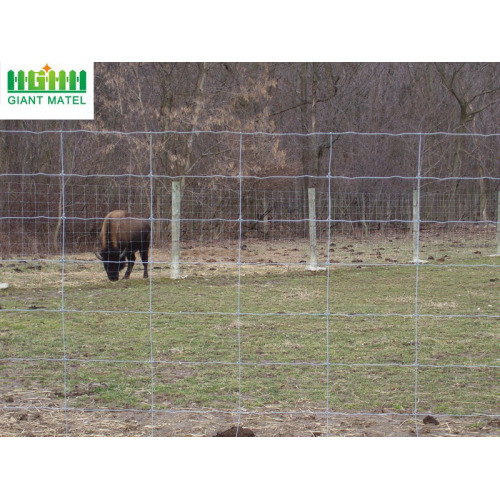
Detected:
[0,241,498,421]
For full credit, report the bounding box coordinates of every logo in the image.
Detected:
[0,62,94,120]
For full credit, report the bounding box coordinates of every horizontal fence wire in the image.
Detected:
[1,129,500,137]
[0,130,499,437]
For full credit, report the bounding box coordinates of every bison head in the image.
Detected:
[96,247,127,281]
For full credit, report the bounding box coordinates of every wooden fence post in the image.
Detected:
[493,191,500,257]
[412,188,428,264]
[171,180,181,279]
[497,191,500,256]
[412,189,419,262]
[306,187,319,270]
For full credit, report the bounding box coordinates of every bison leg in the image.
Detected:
[123,252,135,279]
[140,249,149,278]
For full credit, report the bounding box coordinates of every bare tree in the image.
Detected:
[434,63,500,219]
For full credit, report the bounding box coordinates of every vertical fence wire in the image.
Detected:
[325,133,333,436]
[149,134,155,436]
[236,133,244,435]
[59,131,69,436]
[414,134,423,437]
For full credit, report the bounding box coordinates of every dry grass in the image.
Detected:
[1,403,498,437]
[1,232,499,437]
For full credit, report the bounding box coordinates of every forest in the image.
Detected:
[0,62,499,253]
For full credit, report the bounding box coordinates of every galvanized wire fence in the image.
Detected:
[0,130,499,436]
[3,181,499,253]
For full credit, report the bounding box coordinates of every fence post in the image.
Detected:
[171,180,181,279]
[495,191,500,256]
[263,192,269,239]
[306,187,319,271]
[412,189,419,263]
[412,187,428,264]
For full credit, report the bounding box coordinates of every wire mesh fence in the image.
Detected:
[3,179,499,254]
[0,130,499,437]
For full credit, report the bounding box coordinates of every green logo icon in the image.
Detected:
[8,64,86,93]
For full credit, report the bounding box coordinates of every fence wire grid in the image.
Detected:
[0,130,499,437]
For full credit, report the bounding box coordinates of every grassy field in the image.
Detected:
[0,232,499,436]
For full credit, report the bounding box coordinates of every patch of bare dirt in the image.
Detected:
[1,394,498,437]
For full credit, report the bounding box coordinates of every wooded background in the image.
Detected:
[0,63,499,253]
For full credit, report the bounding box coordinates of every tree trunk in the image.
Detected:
[183,62,208,189]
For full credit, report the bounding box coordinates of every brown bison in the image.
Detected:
[95,210,151,281]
